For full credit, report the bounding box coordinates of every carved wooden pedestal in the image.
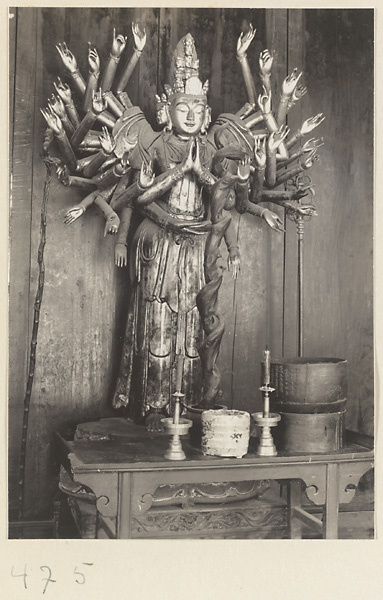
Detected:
[56,419,373,539]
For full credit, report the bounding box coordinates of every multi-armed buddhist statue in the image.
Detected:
[41,22,324,431]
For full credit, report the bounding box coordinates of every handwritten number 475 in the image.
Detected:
[11,563,94,592]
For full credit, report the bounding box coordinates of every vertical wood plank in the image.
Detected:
[8,7,38,516]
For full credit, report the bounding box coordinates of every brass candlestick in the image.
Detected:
[162,355,192,461]
[252,349,281,456]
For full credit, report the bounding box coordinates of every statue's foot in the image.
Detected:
[145,409,165,433]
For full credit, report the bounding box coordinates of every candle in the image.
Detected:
[264,348,270,386]
[175,354,184,393]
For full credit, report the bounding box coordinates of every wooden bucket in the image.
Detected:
[275,411,345,453]
[201,409,250,458]
[269,357,347,412]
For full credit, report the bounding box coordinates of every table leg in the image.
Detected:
[324,462,339,539]
[287,480,303,539]
[117,472,132,539]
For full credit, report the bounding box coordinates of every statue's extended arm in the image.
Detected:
[276,68,302,126]
[40,107,77,172]
[257,87,289,160]
[71,89,108,149]
[56,42,86,95]
[84,45,100,112]
[48,93,74,137]
[116,22,146,102]
[285,113,325,150]
[259,49,273,95]
[236,24,257,105]
[265,125,289,188]
[83,127,116,178]
[54,77,80,129]
[101,29,127,92]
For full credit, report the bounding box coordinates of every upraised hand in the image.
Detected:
[237,23,256,59]
[40,106,63,135]
[92,88,107,114]
[56,42,78,73]
[88,45,100,74]
[257,86,272,114]
[282,68,302,96]
[48,94,66,120]
[112,28,127,58]
[259,49,273,77]
[268,125,290,153]
[53,77,72,105]
[254,137,267,169]
[292,84,307,102]
[237,156,251,183]
[139,159,155,189]
[132,22,147,53]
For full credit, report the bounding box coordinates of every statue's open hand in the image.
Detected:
[104,211,120,236]
[56,42,78,73]
[92,88,107,114]
[99,126,115,154]
[263,209,285,233]
[88,44,100,74]
[295,204,317,217]
[302,149,319,170]
[282,68,302,96]
[112,28,127,58]
[257,86,272,114]
[48,94,66,120]
[54,77,72,105]
[40,106,63,135]
[115,243,127,267]
[132,22,147,53]
[292,84,307,102]
[268,125,290,153]
[254,137,267,169]
[300,113,325,136]
[228,247,241,280]
[64,205,85,224]
[259,49,273,76]
[237,24,256,59]
[139,159,155,189]
[237,156,251,183]
[302,137,324,154]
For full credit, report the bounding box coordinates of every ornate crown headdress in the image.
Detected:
[165,33,209,99]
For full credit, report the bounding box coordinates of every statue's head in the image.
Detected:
[162,35,211,138]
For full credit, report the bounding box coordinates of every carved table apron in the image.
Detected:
[55,425,373,539]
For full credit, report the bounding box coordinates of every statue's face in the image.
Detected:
[170,95,207,138]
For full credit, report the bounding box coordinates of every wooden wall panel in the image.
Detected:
[301,10,374,433]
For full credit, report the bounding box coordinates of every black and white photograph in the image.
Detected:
[6,2,378,592]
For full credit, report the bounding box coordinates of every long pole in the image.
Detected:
[297,216,304,357]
